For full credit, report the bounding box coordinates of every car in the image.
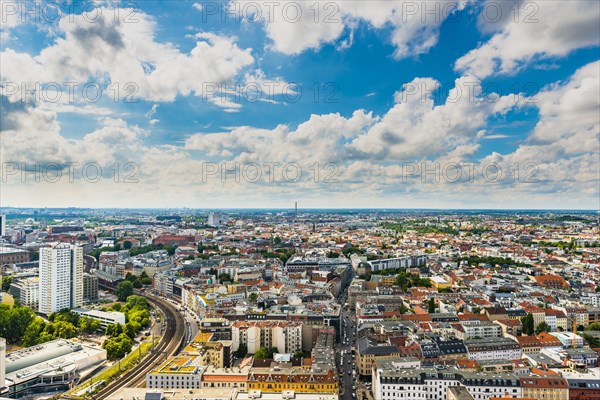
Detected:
[348,371,352,375]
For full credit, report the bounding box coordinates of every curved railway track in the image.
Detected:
[92,295,185,399]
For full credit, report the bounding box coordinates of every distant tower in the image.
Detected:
[294,202,298,220]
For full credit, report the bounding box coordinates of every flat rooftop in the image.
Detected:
[105,388,337,400]
[5,339,106,385]
[150,355,202,375]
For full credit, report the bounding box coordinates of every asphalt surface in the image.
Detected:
[338,277,359,400]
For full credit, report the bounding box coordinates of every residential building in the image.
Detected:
[83,273,98,303]
[357,336,401,376]
[464,338,522,361]
[9,277,39,309]
[372,365,522,400]
[39,243,84,315]
[519,375,569,400]
[453,320,502,340]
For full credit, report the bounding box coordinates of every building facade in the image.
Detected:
[39,243,84,315]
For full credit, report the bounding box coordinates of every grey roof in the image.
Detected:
[357,336,399,356]
[145,392,164,400]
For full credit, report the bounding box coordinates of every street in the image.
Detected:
[338,281,359,400]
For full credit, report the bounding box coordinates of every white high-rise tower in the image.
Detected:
[38,243,83,315]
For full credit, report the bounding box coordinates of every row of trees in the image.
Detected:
[90,243,177,260]
[0,306,102,347]
[102,295,151,359]
[257,248,296,263]
[457,255,531,269]
[520,313,555,336]
[115,273,153,302]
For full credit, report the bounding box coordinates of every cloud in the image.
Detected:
[477,60,599,198]
[481,134,510,140]
[0,7,255,103]
[455,0,600,78]
[348,76,518,161]
[2,63,597,208]
[231,0,465,58]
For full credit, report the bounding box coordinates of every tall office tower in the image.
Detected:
[39,243,83,315]
[0,214,6,237]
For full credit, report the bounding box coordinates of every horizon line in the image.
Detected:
[1,206,598,212]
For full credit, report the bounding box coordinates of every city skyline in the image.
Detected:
[1,1,599,209]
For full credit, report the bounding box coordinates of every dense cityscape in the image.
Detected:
[0,208,599,400]
[1,0,599,399]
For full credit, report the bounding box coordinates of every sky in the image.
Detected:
[0,0,599,209]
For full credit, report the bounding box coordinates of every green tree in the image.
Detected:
[102,333,133,360]
[51,310,80,325]
[521,313,535,335]
[218,273,232,284]
[0,304,36,343]
[586,322,600,331]
[1,276,12,291]
[21,317,47,346]
[116,280,134,302]
[581,333,600,348]
[132,279,143,289]
[78,316,101,334]
[249,293,258,302]
[141,277,153,285]
[254,347,271,359]
[125,322,138,339]
[51,321,78,338]
[427,298,436,314]
[123,241,133,250]
[106,323,125,337]
[535,321,551,335]
[234,343,248,358]
[125,295,149,310]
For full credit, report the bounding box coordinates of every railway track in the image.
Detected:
[91,295,185,399]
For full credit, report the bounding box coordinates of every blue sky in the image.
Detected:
[1,0,599,209]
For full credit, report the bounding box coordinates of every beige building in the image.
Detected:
[520,376,569,400]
